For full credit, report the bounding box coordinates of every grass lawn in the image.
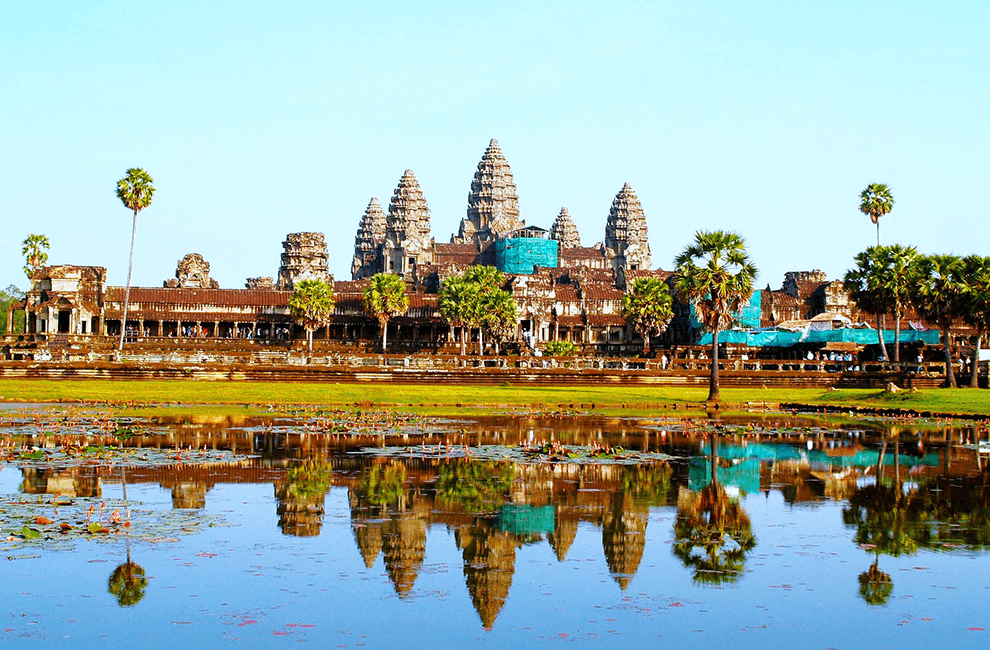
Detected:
[1,378,988,416]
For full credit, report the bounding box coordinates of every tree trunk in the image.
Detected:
[708,327,720,402]
[970,333,982,388]
[460,326,466,356]
[118,209,139,351]
[478,326,484,356]
[877,314,889,363]
[893,310,901,363]
[381,318,388,353]
[307,329,313,359]
[877,439,887,482]
[642,329,650,357]
[943,326,955,388]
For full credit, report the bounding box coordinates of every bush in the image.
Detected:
[544,340,577,357]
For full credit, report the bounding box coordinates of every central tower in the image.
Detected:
[453,139,524,245]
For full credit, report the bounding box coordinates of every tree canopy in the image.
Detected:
[289,279,335,355]
[859,183,894,246]
[363,273,409,353]
[622,276,673,356]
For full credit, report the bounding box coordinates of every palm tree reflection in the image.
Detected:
[673,434,755,585]
[108,550,147,607]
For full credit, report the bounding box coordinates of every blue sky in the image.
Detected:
[2,0,987,291]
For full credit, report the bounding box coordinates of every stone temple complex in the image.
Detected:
[5,137,953,361]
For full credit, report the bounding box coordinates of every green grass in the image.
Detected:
[1,379,988,416]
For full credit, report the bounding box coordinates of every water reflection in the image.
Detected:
[2,409,989,634]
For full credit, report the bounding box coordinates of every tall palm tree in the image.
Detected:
[20,234,49,333]
[844,247,893,363]
[674,231,758,402]
[961,255,990,388]
[363,273,409,353]
[859,183,894,246]
[621,276,674,356]
[289,279,335,358]
[462,265,505,354]
[912,254,965,387]
[480,288,518,355]
[115,168,155,351]
[438,275,478,356]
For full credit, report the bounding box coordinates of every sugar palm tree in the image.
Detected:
[438,275,478,356]
[674,231,758,402]
[289,279,335,358]
[462,265,505,354]
[961,255,990,388]
[480,288,518,355]
[859,183,894,246]
[363,273,409,353]
[116,168,155,351]
[844,247,894,363]
[621,276,674,356]
[20,234,49,333]
[912,254,965,387]
[880,245,920,363]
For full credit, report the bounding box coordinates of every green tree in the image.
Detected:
[859,183,894,246]
[363,273,409,353]
[622,276,674,356]
[20,234,49,334]
[462,266,506,354]
[0,285,26,335]
[912,254,965,387]
[961,255,990,388]
[674,231,758,402]
[844,246,919,363]
[289,279,335,358]
[480,288,518,355]
[115,168,155,351]
[439,274,479,356]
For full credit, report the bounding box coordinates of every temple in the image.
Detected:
[3,137,964,361]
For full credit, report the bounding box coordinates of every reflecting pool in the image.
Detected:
[1,406,988,648]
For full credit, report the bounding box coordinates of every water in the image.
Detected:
[1,406,988,648]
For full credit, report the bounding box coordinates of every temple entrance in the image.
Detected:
[57,310,70,334]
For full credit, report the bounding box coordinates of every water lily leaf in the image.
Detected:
[34,516,53,525]
[20,526,41,539]
[88,523,109,534]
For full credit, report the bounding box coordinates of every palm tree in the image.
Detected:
[289,279,335,358]
[880,245,920,363]
[621,276,674,356]
[108,554,147,607]
[462,266,505,354]
[480,288,518,355]
[115,168,155,351]
[859,183,894,246]
[20,234,49,333]
[961,255,990,388]
[363,273,409,353]
[439,275,479,356]
[674,231,758,402]
[912,254,965,387]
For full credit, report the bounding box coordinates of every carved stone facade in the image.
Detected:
[245,277,275,290]
[277,232,331,290]
[21,265,106,335]
[603,183,651,274]
[453,139,524,245]
[352,197,387,280]
[384,170,434,277]
[549,207,581,248]
[165,253,219,289]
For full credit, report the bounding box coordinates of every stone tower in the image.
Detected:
[603,183,651,273]
[352,197,387,280]
[277,232,331,290]
[548,207,581,248]
[453,139,524,244]
[385,170,433,277]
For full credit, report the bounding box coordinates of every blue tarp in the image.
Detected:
[698,328,940,348]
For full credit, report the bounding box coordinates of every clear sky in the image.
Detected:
[2,0,987,292]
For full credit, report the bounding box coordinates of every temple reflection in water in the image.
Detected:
[6,412,989,629]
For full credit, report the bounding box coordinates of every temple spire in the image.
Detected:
[603,182,651,273]
[549,207,581,248]
[453,139,523,244]
[352,197,387,279]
